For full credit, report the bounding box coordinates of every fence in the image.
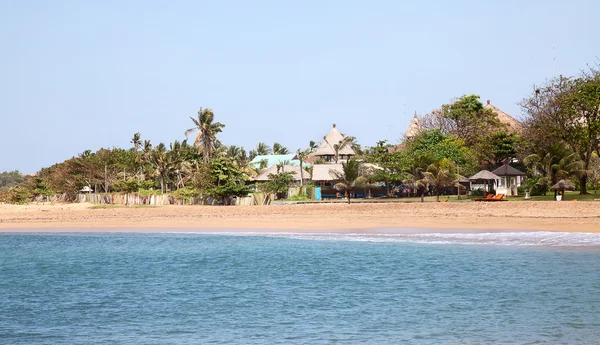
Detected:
[77,192,274,206]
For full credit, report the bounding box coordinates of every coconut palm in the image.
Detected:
[423,159,457,202]
[273,142,289,155]
[330,158,365,204]
[185,108,225,163]
[150,143,170,193]
[309,140,319,153]
[403,154,433,201]
[333,136,356,163]
[296,148,312,186]
[130,132,143,180]
[525,142,585,198]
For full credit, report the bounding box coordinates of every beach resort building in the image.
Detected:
[313,124,356,163]
[252,164,310,183]
[249,154,303,170]
[491,164,526,196]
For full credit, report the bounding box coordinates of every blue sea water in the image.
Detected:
[1,232,600,344]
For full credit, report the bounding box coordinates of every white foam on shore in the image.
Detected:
[193,231,600,247]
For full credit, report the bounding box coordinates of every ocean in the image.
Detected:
[1,231,599,344]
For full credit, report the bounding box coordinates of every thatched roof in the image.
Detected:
[312,164,344,181]
[253,165,310,182]
[469,170,501,180]
[551,179,576,191]
[314,124,356,157]
[492,164,526,176]
[311,162,382,181]
[404,113,421,139]
[484,100,522,133]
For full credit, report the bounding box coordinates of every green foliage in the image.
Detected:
[0,170,28,191]
[487,131,521,164]
[258,172,295,198]
[471,188,496,197]
[330,158,363,204]
[6,187,32,204]
[403,130,471,167]
[424,158,457,201]
[208,157,251,201]
[172,186,202,201]
[525,176,548,196]
[112,178,154,193]
[443,94,504,147]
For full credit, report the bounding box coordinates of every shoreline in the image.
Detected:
[2,202,600,233]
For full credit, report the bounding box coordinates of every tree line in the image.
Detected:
[1,63,599,204]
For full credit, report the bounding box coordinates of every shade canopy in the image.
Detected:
[469,170,501,181]
[551,179,576,191]
[491,164,526,177]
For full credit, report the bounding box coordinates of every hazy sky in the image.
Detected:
[1,0,599,173]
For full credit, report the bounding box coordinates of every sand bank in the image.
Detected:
[1,201,599,233]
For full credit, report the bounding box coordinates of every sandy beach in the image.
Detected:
[1,201,599,233]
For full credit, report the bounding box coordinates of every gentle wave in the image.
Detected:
[184,231,600,247]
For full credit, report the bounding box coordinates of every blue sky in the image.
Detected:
[1,0,599,173]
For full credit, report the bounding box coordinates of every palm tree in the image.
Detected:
[256,142,272,155]
[130,132,142,181]
[403,154,433,202]
[296,148,312,186]
[150,143,170,193]
[525,142,585,199]
[273,142,289,155]
[332,136,356,163]
[330,158,365,204]
[424,159,457,202]
[184,108,225,163]
[309,140,319,153]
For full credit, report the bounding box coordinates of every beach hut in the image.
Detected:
[469,170,501,197]
[551,179,576,201]
[492,164,526,196]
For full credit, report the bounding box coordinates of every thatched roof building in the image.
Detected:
[314,124,355,162]
[404,113,421,139]
[469,170,502,181]
[484,100,522,133]
[311,162,382,182]
[252,165,310,182]
[249,154,302,169]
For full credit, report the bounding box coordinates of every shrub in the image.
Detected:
[471,188,496,197]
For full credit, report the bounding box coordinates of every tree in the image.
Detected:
[442,94,505,147]
[259,171,295,199]
[130,132,143,181]
[208,157,251,205]
[272,142,289,154]
[524,142,585,199]
[330,158,365,204]
[403,154,433,202]
[521,69,600,194]
[423,159,457,202]
[588,153,600,193]
[150,143,170,193]
[295,148,312,186]
[0,171,27,191]
[333,136,356,163]
[185,108,225,163]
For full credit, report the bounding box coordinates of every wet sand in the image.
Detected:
[1,202,599,233]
